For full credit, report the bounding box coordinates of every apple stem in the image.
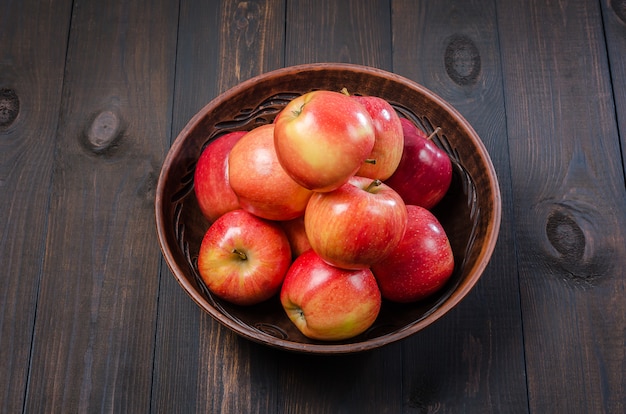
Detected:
[340,87,351,96]
[232,249,247,261]
[365,158,376,165]
[365,179,382,193]
[427,127,442,141]
[291,103,305,117]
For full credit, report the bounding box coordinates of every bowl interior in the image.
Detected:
[156,63,501,354]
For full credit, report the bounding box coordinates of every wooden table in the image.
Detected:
[2,1,625,412]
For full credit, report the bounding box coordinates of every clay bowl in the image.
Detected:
[155,63,501,354]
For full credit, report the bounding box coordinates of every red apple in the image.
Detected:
[384,118,452,210]
[371,205,454,303]
[274,90,375,192]
[304,176,408,269]
[398,116,428,139]
[194,130,247,222]
[197,209,292,306]
[279,216,311,258]
[228,124,313,221]
[280,249,381,341]
[351,94,404,180]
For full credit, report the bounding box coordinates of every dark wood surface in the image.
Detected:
[1,0,624,412]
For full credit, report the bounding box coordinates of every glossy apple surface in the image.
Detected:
[280,249,381,341]
[194,130,247,223]
[384,118,452,210]
[352,95,404,180]
[274,90,375,192]
[197,209,292,306]
[228,124,313,221]
[371,205,454,303]
[305,176,408,269]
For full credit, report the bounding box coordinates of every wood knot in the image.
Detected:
[543,203,610,288]
[0,88,20,128]
[610,0,626,24]
[546,209,585,261]
[84,109,123,153]
[444,35,481,86]
[234,2,260,41]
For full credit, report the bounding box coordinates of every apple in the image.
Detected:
[197,209,292,306]
[304,175,408,269]
[371,205,454,303]
[280,249,381,341]
[384,118,452,210]
[194,130,247,222]
[228,123,313,221]
[349,93,404,180]
[274,90,375,192]
[398,116,428,139]
[279,216,311,258]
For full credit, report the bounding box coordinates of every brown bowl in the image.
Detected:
[155,63,501,354]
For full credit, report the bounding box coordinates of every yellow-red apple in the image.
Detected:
[280,249,381,341]
[197,209,292,306]
[304,176,408,269]
[228,124,312,221]
[274,90,375,192]
[351,95,404,180]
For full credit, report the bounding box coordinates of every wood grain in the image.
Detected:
[603,0,626,173]
[0,1,73,413]
[284,0,392,69]
[497,0,626,412]
[152,1,285,412]
[21,0,179,411]
[391,0,528,411]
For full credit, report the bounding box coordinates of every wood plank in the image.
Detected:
[284,0,392,68]
[603,0,626,172]
[279,2,405,413]
[391,1,528,411]
[22,0,179,412]
[0,1,73,413]
[151,1,286,412]
[497,1,626,412]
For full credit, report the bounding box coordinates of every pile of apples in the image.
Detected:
[193,89,454,341]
